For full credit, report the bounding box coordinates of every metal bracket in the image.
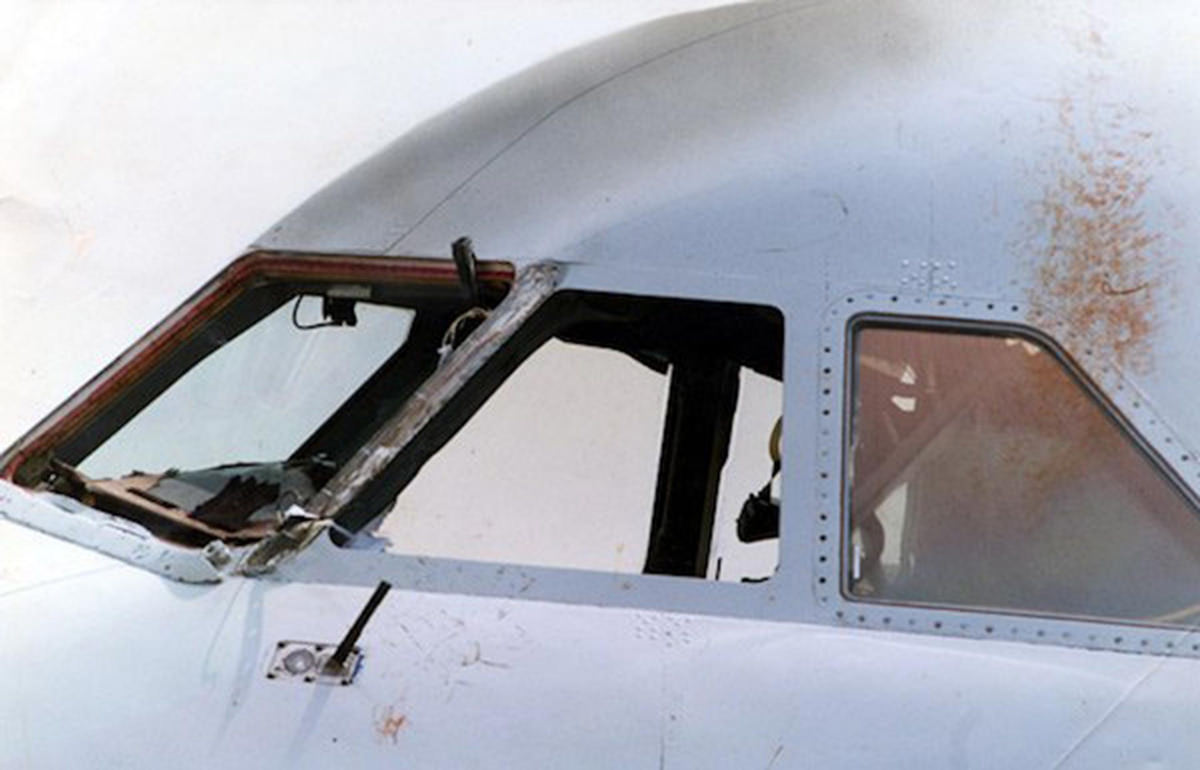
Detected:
[265,580,392,686]
[266,640,361,686]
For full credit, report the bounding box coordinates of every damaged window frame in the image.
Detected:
[266,262,795,618]
[0,251,514,556]
[321,283,785,581]
[0,252,796,618]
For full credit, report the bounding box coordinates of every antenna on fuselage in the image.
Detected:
[452,236,479,306]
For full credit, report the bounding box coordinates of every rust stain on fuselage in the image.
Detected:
[374,705,407,744]
[1025,32,1169,375]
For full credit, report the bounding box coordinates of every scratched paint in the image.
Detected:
[1024,27,1171,376]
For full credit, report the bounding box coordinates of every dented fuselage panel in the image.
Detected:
[7,0,1200,766]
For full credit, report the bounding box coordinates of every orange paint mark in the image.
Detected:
[1024,30,1171,376]
[374,705,407,744]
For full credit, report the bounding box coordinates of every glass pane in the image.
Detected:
[379,339,668,572]
[849,326,1200,626]
[81,298,414,478]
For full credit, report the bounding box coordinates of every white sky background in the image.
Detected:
[0,0,731,448]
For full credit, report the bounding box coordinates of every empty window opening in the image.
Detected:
[381,339,665,573]
[708,368,782,582]
[372,291,784,581]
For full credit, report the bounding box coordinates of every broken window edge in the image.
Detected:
[1,251,515,483]
[0,479,239,583]
[309,261,563,525]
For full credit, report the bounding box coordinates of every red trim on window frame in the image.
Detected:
[1,251,514,480]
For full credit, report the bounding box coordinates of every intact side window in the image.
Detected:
[375,291,783,582]
[847,322,1200,626]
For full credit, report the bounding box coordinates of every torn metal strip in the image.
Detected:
[312,261,561,517]
[0,479,236,583]
[239,510,331,577]
[240,262,561,573]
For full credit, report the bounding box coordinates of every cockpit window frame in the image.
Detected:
[267,262,798,622]
[1,251,515,480]
[811,290,1200,658]
[0,251,515,533]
